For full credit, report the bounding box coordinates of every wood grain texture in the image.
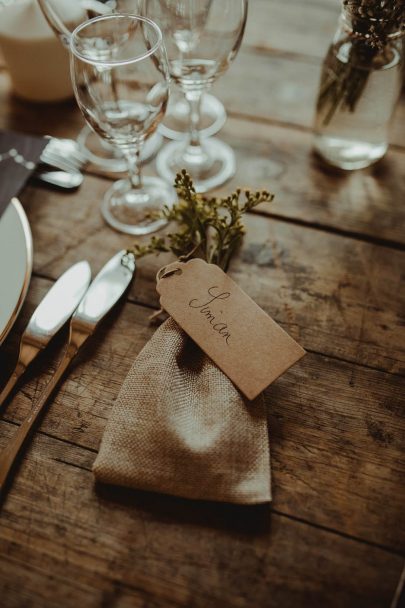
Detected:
[1,277,404,552]
[217,118,405,246]
[1,0,404,605]
[1,1,403,151]
[0,419,403,608]
[2,77,404,244]
[215,49,405,149]
[245,0,340,59]
[16,183,405,374]
[2,48,403,151]
[242,0,405,147]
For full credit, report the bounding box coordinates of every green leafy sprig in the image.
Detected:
[129,170,273,271]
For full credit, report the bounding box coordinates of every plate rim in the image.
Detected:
[0,197,33,345]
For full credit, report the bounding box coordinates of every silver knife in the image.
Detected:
[0,250,136,495]
[0,260,92,411]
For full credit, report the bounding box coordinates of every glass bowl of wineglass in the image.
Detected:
[37,0,163,170]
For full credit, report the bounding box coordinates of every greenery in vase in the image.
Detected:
[317,0,404,125]
[128,170,273,272]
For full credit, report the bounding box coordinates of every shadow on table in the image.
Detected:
[94,480,272,537]
[311,148,393,180]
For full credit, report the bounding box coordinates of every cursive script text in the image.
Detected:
[189,286,231,345]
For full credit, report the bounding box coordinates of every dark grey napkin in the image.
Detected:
[0,130,47,219]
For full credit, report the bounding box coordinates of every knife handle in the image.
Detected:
[0,373,21,413]
[0,342,41,413]
[0,347,74,496]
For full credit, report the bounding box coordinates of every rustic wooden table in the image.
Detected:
[0,1,404,607]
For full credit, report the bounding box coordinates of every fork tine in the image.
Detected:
[58,144,88,164]
[44,138,88,168]
[45,144,84,166]
[41,150,82,172]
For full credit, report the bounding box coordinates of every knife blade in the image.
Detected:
[0,260,92,411]
[0,250,136,496]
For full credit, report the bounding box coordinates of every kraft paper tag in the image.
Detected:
[156,259,305,400]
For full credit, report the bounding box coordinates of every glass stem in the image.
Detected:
[185,90,203,148]
[123,145,142,190]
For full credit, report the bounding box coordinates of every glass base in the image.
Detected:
[156,137,235,193]
[159,92,227,141]
[101,176,176,235]
[77,125,163,172]
[314,134,388,170]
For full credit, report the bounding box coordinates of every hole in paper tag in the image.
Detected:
[156,258,305,400]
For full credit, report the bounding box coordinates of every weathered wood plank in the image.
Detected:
[0,419,403,608]
[215,49,405,149]
[218,48,319,129]
[0,72,80,138]
[231,215,405,374]
[0,3,403,604]
[217,117,405,247]
[1,69,404,245]
[1,276,404,551]
[1,40,404,150]
[243,0,405,147]
[16,180,405,373]
[245,0,339,59]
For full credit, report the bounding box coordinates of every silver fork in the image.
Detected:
[40,149,83,173]
[40,138,88,172]
[45,137,88,165]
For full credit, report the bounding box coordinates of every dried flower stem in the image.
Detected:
[317,0,404,125]
[128,170,274,272]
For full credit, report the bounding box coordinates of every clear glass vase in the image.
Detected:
[314,5,404,170]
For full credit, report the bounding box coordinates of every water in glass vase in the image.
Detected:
[314,42,402,170]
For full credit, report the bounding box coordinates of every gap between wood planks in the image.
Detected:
[249,207,405,252]
[243,44,324,65]
[31,256,405,381]
[34,155,405,253]
[1,414,404,563]
[31,268,405,379]
[225,109,405,155]
[79,110,405,219]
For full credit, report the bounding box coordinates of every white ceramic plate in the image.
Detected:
[0,198,33,345]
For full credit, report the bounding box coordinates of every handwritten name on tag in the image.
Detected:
[156,259,305,400]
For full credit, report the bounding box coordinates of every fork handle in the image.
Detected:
[0,349,74,496]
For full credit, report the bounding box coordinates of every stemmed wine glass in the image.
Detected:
[89,0,228,141]
[70,14,175,234]
[39,0,228,150]
[37,0,163,171]
[144,0,248,193]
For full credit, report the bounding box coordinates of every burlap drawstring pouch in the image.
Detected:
[92,174,298,504]
[93,316,271,504]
